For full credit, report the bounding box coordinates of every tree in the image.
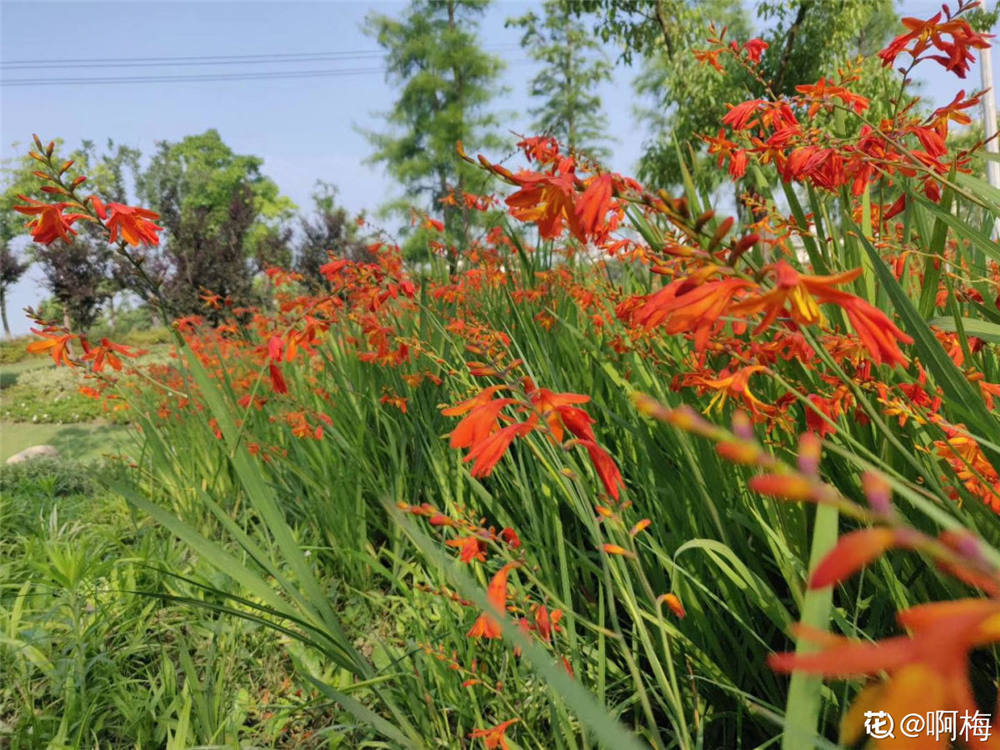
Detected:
[0,152,36,337]
[507,0,614,162]
[33,233,112,331]
[363,0,507,267]
[0,245,28,337]
[160,181,259,320]
[565,0,897,189]
[295,181,371,289]
[137,129,295,315]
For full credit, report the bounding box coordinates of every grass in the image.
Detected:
[0,457,363,748]
[0,421,132,462]
[0,343,172,424]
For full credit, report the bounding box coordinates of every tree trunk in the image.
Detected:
[773,1,811,95]
[448,0,471,257]
[107,293,117,330]
[0,286,9,338]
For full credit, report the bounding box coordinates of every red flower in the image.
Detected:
[81,337,140,373]
[463,421,534,477]
[268,363,288,394]
[105,203,163,246]
[878,7,992,79]
[445,534,488,564]
[500,527,521,549]
[582,441,624,500]
[27,328,77,366]
[721,99,766,131]
[467,562,519,639]
[505,171,583,242]
[742,38,768,63]
[13,197,85,245]
[469,718,519,749]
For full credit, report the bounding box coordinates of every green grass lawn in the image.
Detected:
[0,420,133,462]
[0,354,49,390]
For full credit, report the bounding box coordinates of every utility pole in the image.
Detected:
[979,0,999,195]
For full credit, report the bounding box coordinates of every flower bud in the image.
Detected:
[797,432,822,476]
[861,471,892,514]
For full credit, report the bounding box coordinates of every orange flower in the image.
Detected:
[732,261,913,366]
[533,604,562,643]
[574,173,616,239]
[462,421,534,477]
[27,328,77,366]
[469,718,519,749]
[602,543,634,558]
[14,197,85,245]
[630,518,651,536]
[105,203,163,246]
[505,171,583,242]
[735,262,834,328]
[658,593,686,618]
[445,534,488,564]
[770,600,1000,747]
[934,430,1000,512]
[832,290,913,367]
[442,386,509,448]
[80,337,140,373]
[795,77,869,117]
[467,562,519,640]
[629,271,751,351]
[527,387,590,443]
[749,472,816,502]
[681,365,774,419]
[809,528,914,589]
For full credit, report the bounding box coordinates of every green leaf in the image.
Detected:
[391,504,650,750]
[849,217,999,445]
[928,317,1000,344]
[779,503,838,750]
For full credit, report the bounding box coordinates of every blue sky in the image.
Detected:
[0,1,993,335]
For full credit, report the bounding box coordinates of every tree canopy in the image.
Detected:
[507,0,614,162]
[363,0,507,263]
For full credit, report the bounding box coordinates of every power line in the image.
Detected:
[0,45,522,69]
[0,60,533,87]
[1,66,386,86]
[2,53,386,70]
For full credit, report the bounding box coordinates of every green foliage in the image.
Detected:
[138,129,296,315]
[0,360,126,424]
[507,0,614,162]
[570,0,897,188]
[0,457,341,748]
